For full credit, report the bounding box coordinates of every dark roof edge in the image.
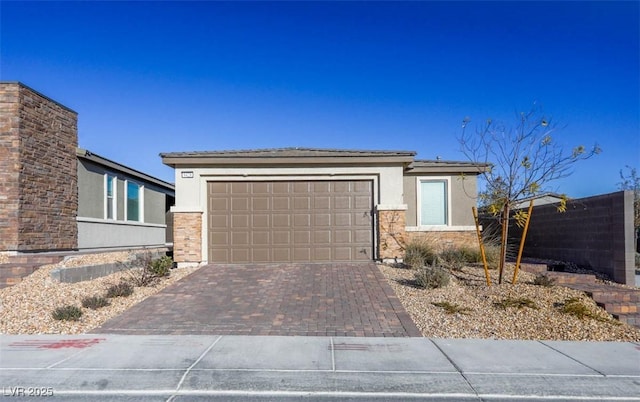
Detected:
[1,81,78,114]
[77,148,175,190]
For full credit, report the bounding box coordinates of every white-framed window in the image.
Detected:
[417,177,450,226]
[125,180,144,222]
[105,174,117,220]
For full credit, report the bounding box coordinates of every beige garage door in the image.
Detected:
[208,180,373,263]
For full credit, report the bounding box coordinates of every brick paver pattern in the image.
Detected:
[93,262,421,337]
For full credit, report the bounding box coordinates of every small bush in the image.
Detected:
[125,253,173,286]
[494,297,537,310]
[81,295,111,310]
[149,256,173,277]
[404,239,436,268]
[414,265,450,289]
[560,298,608,322]
[635,252,640,268]
[437,247,480,271]
[533,274,556,287]
[432,301,472,315]
[106,282,134,298]
[52,305,83,321]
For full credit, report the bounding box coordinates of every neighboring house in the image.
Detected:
[76,149,175,250]
[0,82,174,255]
[161,148,487,266]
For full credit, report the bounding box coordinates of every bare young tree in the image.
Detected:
[459,104,601,283]
[618,166,639,252]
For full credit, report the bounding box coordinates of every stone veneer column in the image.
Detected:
[0,82,78,252]
[377,206,407,261]
[173,211,202,265]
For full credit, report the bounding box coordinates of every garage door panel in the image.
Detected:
[252,248,270,262]
[293,248,311,262]
[252,215,269,228]
[210,214,228,228]
[208,180,373,263]
[273,197,290,210]
[231,198,249,211]
[231,215,249,228]
[210,198,229,211]
[273,214,291,227]
[252,197,270,210]
[314,230,331,244]
[253,231,270,245]
[273,231,290,244]
[293,214,311,227]
[294,231,311,244]
[315,214,331,226]
[294,197,311,209]
[273,248,291,260]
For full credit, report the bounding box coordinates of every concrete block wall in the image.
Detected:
[509,191,635,285]
[0,82,78,252]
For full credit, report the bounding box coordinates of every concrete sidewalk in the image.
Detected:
[1,335,639,401]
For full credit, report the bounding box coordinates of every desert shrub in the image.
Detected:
[432,301,472,315]
[494,297,537,310]
[106,282,134,298]
[414,264,450,289]
[635,252,640,268]
[532,274,556,287]
[52,305,83,321]
[437,246,482,271]
[81,295,111,310]
[560,298,609,322]
[404,239,436,268]
[149,255,173,277]
[125,252,173,286]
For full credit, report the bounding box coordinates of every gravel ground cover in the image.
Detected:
[378,262,640,341]
[0,251,199,334]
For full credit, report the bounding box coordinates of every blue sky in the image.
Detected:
[1,1,638,198]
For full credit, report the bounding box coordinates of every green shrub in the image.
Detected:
[635,252,640,268]
[81,295,111,310]
[532,274,556,287]
[560,298,609,322]
[149,256,173,277]
[432,301,472,315]
[106,282,134,298]
[52,305,83,321]
[404,239,436,268]
[494,297,537,310]
[414,265,450,289]
[437,246,482,271]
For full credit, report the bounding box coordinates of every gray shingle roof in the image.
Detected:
[160,147,416,158]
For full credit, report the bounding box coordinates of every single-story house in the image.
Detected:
[0,82,174,254]
[161,149,488,266]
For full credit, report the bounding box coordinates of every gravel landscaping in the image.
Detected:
[0,251,199,334]
[378,262,640,341]
[2,250,639,341]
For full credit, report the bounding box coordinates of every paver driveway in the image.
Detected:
[92,262,421,337]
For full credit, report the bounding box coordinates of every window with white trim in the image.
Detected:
[105,174,117,220]
[419,179,449,226]
[125,180,144,222]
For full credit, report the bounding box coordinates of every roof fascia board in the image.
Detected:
[405,165,488,174]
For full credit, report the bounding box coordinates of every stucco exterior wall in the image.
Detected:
[171,164,406,263]
[77,219,167,250]
[404,174,477,228]
[77,159,105,219]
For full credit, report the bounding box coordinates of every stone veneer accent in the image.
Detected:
[0,83,78,252]
[377,209,407,260]
[405,231,478,252]
[173,212,202,263]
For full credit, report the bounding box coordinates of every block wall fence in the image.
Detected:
[502,191,635,285]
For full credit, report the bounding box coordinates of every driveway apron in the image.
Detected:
[92,262,421,337]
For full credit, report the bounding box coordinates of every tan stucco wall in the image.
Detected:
[403,173,477,227]
[172,165,406,263]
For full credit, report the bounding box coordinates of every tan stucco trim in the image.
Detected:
[405,226,477,232]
